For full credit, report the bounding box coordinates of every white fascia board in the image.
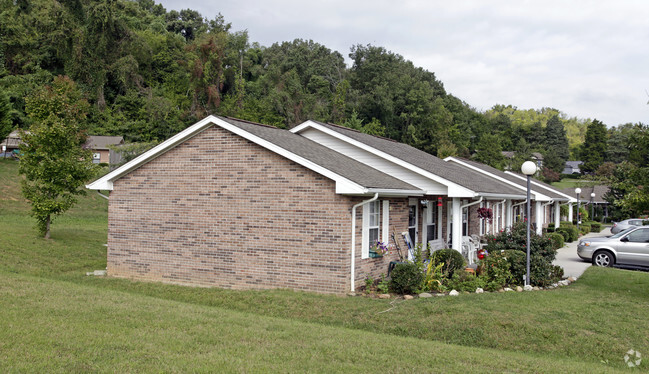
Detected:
[444,157,551,201]
[366,188,425,197]
[87,116,367,194]
[292,121,473,196]
[479,192,527,200]
[86,115,219,190]
[504,171,575,202]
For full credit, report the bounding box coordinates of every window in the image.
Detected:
[408,205,417,244]
[362,200,389,258]
[626,228,649,243]
[425,203,437,241]
[368,201,380,248]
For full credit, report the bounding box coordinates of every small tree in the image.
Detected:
[19,76,97,238]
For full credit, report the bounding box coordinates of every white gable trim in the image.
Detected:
[291,121,475,197]
[444,157,552,202]
[86,116,404,195]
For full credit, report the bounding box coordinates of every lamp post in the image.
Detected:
[575,188,582,234]
[521,161,537,287]
[590,192,596,221]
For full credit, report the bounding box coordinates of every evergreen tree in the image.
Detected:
[580,119,608,174]
[543,114,569,162]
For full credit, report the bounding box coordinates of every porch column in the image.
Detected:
[535,201,543,235]
[554,202,561,228]
[505,199,513,228]
[568,204,573,222]
[452,197,462,252]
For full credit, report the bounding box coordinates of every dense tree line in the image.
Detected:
[0,0,644,183]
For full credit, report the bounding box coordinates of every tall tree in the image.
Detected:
[0,90,12,141]
[580,119,608,174]
[19,76,97,238]
[543,114,569,163]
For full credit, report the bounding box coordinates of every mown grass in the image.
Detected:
[0,158,646,372]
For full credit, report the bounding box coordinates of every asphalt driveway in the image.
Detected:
[553,227,612,279]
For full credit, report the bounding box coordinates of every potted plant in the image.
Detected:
[369,241,389,258]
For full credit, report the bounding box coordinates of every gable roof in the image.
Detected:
[445,157,573,202]
[84,136,124,150]
[291,121,526,199]
[87,116,422,195]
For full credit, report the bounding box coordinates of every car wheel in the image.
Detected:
[592,251,614,267]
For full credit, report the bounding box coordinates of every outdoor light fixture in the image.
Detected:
[575,188,582,233]
[437,197,443,207]
[521,161,537,286]
[591,192,596,220]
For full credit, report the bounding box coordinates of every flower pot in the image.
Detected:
[369,250,383,258]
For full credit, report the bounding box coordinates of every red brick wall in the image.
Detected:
[107,125,412,294]
[108,125,360,293]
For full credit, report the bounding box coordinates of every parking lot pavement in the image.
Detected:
[553,227,611,279]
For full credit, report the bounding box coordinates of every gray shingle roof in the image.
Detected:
[561,185,609,204]
[450,158,570,201]
[219,117,419,191]
[308,121,525,196]
[84,136,124,150]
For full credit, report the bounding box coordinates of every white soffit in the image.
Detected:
[292,121,474,197]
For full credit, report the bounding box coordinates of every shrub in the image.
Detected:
[556,226,578,242]
[579,223,591,235]
[478,252,512,291]
[483,222,559,287]
[547,232,565,249]
[530,255,555,287]
[446,270,486,292]
[430,248,466,278]
[589,221,602,232]
[388,262,424,294]
[484,222,556,260]
[502,249,526,285]
[546,223,555,232]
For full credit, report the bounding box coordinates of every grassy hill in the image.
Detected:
[0,159,646,372]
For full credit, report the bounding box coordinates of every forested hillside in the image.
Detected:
[0,0,631,177]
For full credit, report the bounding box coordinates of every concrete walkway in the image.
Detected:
[553,227,611,279]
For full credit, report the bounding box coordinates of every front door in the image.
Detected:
[408,203,418,246]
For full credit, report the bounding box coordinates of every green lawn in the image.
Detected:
[0,159,645,372]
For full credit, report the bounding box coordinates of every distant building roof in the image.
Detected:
[563,161,583,174]
[501,151,543,160]
[1,130,24,149]
[84,136,125,150]
[561,185,609,204]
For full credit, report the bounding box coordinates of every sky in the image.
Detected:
[157,0,649,127]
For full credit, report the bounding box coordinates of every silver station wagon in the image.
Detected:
[578,226,649,267]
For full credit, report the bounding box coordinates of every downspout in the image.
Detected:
[560,201,573,222]
[461,196,484,210]
[454,196,483,249]
[350,193,379,292]
[511,199,528,222]
[541,200,554,223]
